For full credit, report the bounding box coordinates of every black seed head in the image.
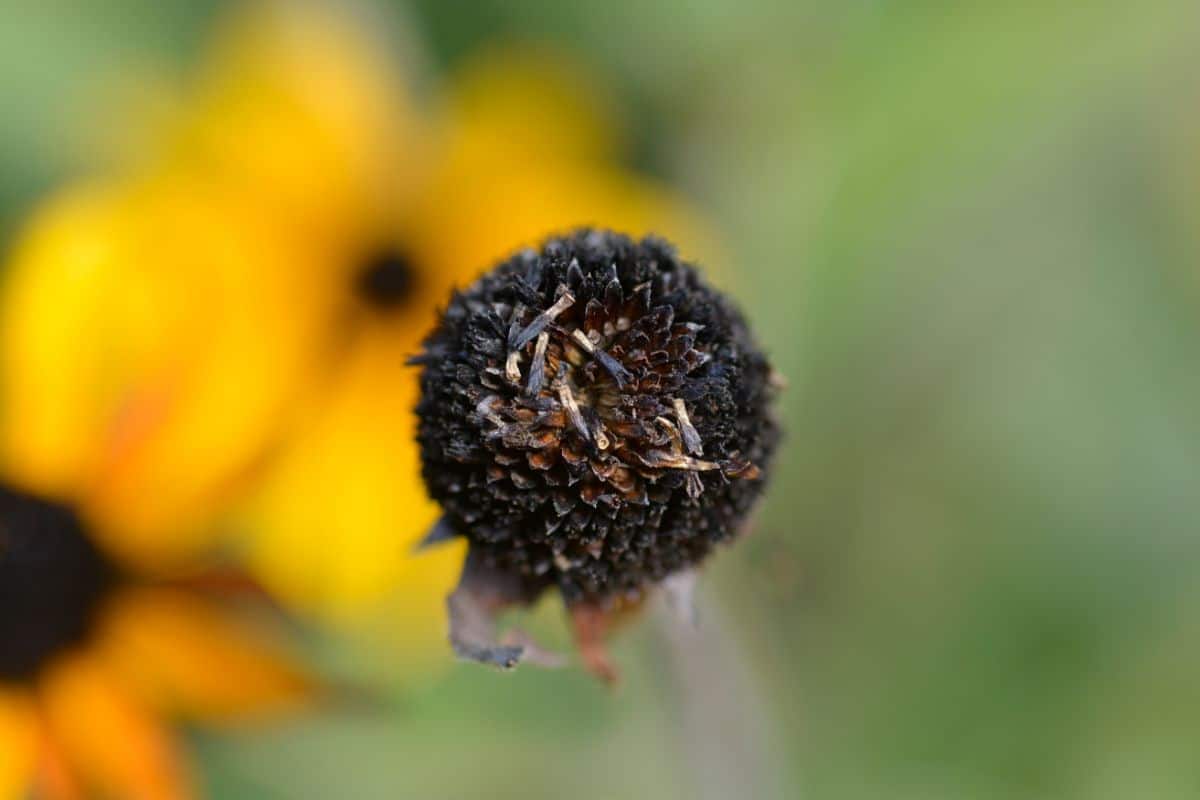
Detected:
[0,484,113,682]
[415,229,779,606]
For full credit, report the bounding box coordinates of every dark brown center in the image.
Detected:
[0,484,112,682]
[354,249,419,310]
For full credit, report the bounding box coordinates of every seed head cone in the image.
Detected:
[416,229,779,605]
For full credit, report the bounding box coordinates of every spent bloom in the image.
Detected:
[415,230,780,680]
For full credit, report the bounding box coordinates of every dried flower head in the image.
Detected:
[415,229,779,677]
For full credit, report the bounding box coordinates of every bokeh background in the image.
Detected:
[4,1,1200,798]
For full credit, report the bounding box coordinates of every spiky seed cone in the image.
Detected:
[416,229,779,608]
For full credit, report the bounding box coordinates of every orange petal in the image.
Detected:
[39,652,193,800]
[91,588,310,722]
[0,689,37,800]
[238,327,465,635]
[32,710,84,800]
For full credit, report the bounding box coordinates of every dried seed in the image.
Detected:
[525,331,550,395]
[672,397,704,455]
[557,384,590,442]
[512,289,575,349]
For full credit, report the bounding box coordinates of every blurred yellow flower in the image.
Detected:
[29,1,712,658]
[2,177,333,568]
[0,185,311,800]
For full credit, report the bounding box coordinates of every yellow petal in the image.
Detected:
[409,156,716,294]
[1,172,337,566]
[444,43,624,165]
[0,690,37,800]
[423,45,723,284]
[176,0,420,252]
[76,176,336,566]
[239,327,465,639]
[39,652,193,800]
[0,183,173,502]
[91,588,310,722]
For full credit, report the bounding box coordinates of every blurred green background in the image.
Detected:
[4,1,1200,798]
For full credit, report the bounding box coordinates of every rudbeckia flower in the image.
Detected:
[46,1,712,659]
[0,183,311,798]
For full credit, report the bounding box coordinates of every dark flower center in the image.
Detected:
[355,249,419,310]
[416,230,779,605]
[0,484,112,682]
